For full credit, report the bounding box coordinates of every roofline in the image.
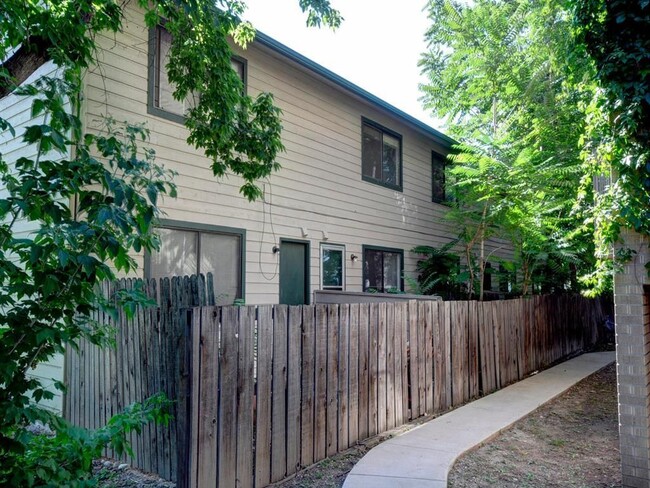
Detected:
[254,31,456,147]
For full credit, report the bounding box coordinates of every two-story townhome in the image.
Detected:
[1,2,512,412]
[85,3,510,306]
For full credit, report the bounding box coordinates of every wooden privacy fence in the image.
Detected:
[65,280,605,488]
[64,274,216,484]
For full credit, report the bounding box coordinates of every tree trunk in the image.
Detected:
[1,37,53,99]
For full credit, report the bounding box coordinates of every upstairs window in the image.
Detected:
[147,223,245,305]
[363,246,403,293]
[432,151,446,203]
[148,25,246,122]
[362,119,402,191]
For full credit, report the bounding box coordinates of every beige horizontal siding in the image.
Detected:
[85,3,512,304]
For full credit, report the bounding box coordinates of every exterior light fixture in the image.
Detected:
[351,254,358,262]
[272,245,280,254]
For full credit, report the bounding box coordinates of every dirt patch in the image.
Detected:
[270,444,368,488]
[449,362,620,488]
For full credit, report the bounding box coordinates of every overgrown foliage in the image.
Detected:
[5,394,171,486]
[571,0,650,294]
[412,239,464,299]
[0,0,340,484]
[420,0,597,298]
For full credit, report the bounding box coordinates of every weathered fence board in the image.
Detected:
[394,302,407,424]
[218,307,238,487]
[326,305,339,457]
[287,306,302,476]
[338,304,350,450]
[408,300,420,418]
[368,303,379,437]
[255,306,273,487]
[357,304,370,441]
[270,305,288,482]
[424,301,435,414]
[377,303,387,434]
[195,308,219,488]
[66,281,606,488]
[347,304,360,446]
[385,303,396,430]
[314,305,328,463]
[299,306,315,469]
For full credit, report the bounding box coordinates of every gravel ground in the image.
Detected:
[93,460,175,488]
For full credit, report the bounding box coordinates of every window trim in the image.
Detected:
[144,219,246,300]
[147,24,248,124]
[362,244,404,292]
[361,117,403,192]
[320,243,346,291]
[431,151,446,204]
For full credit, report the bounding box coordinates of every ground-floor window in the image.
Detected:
[363,246,403,293]
[321,243,345,290]
[147,221,244,305]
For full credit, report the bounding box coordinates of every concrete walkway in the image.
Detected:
[343,351,616,488]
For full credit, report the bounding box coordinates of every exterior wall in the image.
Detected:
[84,3,511,305]
[0,61,67,413]
[614,229,650,487]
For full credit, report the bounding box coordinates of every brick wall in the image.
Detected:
[614,229,650,488]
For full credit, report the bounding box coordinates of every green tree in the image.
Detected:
[420,0,596,297]
[0,0,341,484]
[571,0,650,294]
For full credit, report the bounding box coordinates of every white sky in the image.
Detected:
[242,0,444,131]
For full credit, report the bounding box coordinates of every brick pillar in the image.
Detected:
[614,229,650,487]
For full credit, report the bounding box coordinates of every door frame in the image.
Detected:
[279,238,311,305]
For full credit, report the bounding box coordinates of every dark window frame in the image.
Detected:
[432,151,446,203]
[147,23,248,124]
[144,219,246,300]
[362,244,404,293]
[361,117,403,192]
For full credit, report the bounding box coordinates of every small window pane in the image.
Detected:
[200,233,241,305]
[364,249,383,291]
[382,134,400,187]
[362,124,383,181]
[432,153,446,203]
[156,27,185,115]
[155,26,197,116]
[150,228,197,278]
[322,246,344,290]
[382,252,401,291]
[231,58,245,83]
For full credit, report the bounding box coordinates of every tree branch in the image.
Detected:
[0,37,53,98]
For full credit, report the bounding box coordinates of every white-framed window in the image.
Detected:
[320,243,345,291]
[147,223,245,305]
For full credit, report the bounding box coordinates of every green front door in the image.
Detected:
[279,240,309,305]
